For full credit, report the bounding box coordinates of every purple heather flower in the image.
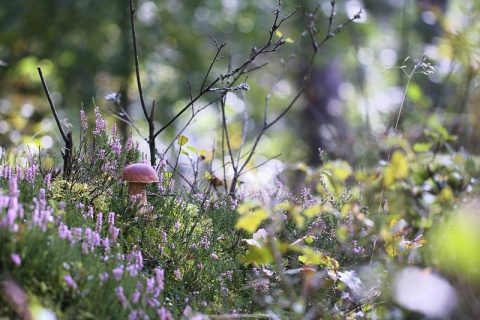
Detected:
[146,277,155,295]
[93,107,107,136]
[108,212,115,225]
[127,264,139,277]
[87,206,94,219]
[154,268,164,295]
[128,309,145,320]
[115,286,128,308]
[200,236,210,249]
[183,306,193,318]
[125,135,133,150]
[25,163,37,183]
[111,124,117,138]
[64,274,78,291]
[131,290,141,304]
[146,297,160,308]
[58,202,66,210]
[113,265,124,281]
[174,269,181,281]
[80,110,88,130]
[210,253,219,260]
[102,237,111,253]
[58,223,71,240]
[96,212,103,232]
[43,173,51,186]
[157,308,173,320]
[11,253,21,266]
[110,140,122,156]
[110,225,120,243]
[3,166,11,179]
[99,272,109,283]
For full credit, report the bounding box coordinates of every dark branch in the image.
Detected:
[37,67,68,143]
[129,0,149,121]
[37,66,73,178]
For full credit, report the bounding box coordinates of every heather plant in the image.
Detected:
[0,108,249,319]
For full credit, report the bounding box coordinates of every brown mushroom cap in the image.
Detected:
[122,163,159,183]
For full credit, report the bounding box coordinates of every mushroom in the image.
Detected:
[122,163,159,209]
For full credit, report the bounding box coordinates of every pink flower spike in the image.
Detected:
[11,253,21,266]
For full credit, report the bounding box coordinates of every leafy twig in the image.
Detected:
[224,3,362,195]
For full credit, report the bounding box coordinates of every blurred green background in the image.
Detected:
[1,0,479,168]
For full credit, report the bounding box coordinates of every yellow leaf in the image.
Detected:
[177,135,189,146]
[235,208,268,233]
[275,201,292,212]
[383,151,409,187]
[237,202,259,215]
[391,151,408,179]
[298,247,324,265]
[275,30,283,38]
[323,160,353,182]
[304,204,322,218]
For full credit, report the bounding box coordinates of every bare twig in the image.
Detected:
[129,0,157,166]
[37,66,73,178]
[129,0,148,121]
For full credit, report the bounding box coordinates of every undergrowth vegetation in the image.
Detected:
[2,105,480,319]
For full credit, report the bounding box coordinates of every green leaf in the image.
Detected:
[239,245,274,265]
[465,159,476,175]
[413,142,433,153]
[176,135,189,146]
[185,145,197,154]
[305,235,315,245]
[202,171,212,181]
[407,82,423,102]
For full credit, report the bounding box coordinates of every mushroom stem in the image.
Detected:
[128,182,147,207]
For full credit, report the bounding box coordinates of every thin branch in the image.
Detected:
[327,0,337,36]
[37,67,68,143]
[129,0,149,121]
[201,36,227,92]
[237,90,250,166]
[220,95,237,176]
[37,66,73,178]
